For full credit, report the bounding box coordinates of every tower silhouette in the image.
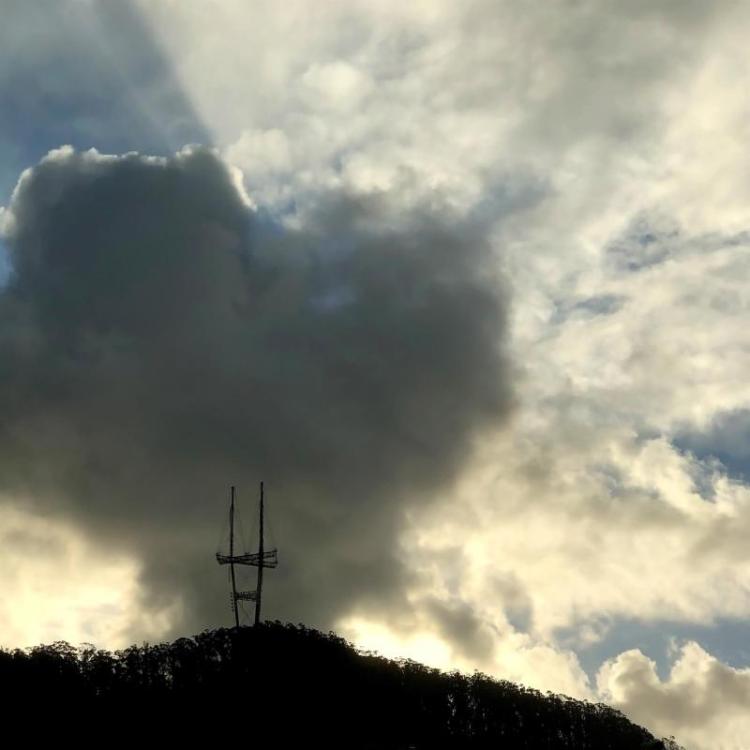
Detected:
[216,482,278,626]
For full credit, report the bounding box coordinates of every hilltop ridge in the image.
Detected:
[0,621,683,748]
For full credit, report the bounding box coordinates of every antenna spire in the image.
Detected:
[255,481,265,625]
[216,481,278,627]
[229,485,239,628]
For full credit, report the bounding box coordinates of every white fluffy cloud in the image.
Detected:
[598,642,750,750]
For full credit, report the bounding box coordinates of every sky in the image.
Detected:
[1,1,750,747]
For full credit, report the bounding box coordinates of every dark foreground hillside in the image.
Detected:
[0,622,681,748]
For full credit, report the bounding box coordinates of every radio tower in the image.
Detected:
[216,482,278,626]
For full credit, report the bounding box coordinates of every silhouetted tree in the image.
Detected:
[0,622,685,749]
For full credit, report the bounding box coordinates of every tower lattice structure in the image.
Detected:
[216,482,278,627]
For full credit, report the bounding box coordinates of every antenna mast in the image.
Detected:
[216,481,278,626]
[229,485,239,628]
[255,481,265,625]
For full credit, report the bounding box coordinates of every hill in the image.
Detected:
[0,621,682,748]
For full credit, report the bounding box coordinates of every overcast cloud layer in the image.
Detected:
[3,1,750,747]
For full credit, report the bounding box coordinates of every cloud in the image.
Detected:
[0,501,173,649]
[598,642,750,750]
[406,416,750,644]
[0,144,514,639]
[0,1,207,198]
[6,2,750,745]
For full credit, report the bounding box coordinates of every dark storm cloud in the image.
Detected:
[0,146,513,636]
[424,597,497,662]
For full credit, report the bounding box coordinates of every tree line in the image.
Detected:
[0,621,683,748]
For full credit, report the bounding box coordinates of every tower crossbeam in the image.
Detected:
[234,590,258,602]
[216,549,278,568]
